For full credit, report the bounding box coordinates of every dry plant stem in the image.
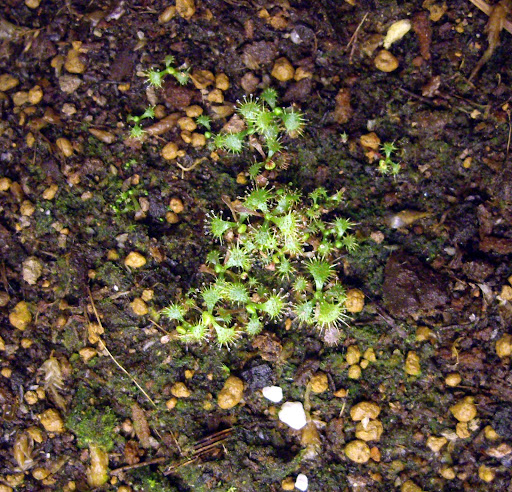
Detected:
[164,428,233,475]
[468,0,512,34]
[346,12,369,64]
[111,457,167,475]
[87,287,157,408]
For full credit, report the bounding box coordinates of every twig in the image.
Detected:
[163,428,233,475]
[468,0,512,35]
[346,12,369,64]
[111,457,167,475]
[87,287,157,408]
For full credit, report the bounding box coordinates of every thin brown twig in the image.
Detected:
[346,12,369,64]
[110,457,167,475]
[87,287,157,407]
[163,428,233,475]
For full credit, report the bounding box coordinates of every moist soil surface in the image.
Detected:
[1,1,512,491]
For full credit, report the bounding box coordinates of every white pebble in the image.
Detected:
[278,401,307,430]
[295,473,308,491]
[262,386,283,403]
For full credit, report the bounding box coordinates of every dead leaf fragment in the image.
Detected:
[131,403,151,449]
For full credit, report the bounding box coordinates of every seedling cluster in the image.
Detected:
[126,57,305,166]
[212,88,306,163]
[378,141,401,177]
[162,186,357,346]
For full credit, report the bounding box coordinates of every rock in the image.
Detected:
[169,197,184,214]
[363,348,376,362]
[456,421,470,439]
[65,49,86,74]
[39,409,65,433]
[42,184,58,200]
[350,401,381,421]
[345,289,364,313]
[348,365,362,379]
[130,298,148,316]
[32,467,50,480]
[404,351,421,376]
[0,74,19,92]
[278,401,307,430]
[496,334,512,358]
[9,301,32,331]
[215,73,230,91]
[242,41,276,70]
[346,345,361,365]
[161,142,179,160]
[87,443,109,487]
[79,347,97,362]
[58,75,82,93]
[360,132,380,150]
[445,373,461,387]
[310,372,328,393]
[281,478,295,490]
[28,85,43,105]
[426,436,447,452]
[355,420,383,442]
[484,426,501,441]
[171,382,191,398]
[486,443,512,458]
[22,256,43,285]
[176,0,195,19]
[295,474,308,491]
[241,364,273,391]
[262,386,283,403]
[344,440,371,463]
[401,481,423,492]
[218,376,244,409]
[56,138,74,157]
[124,252,146,268]
[478,465,495,483]
[439,467,455,480]
[0,177,11,191]
[374,50,399,72]
[382,251,448,318]
[415,326,434,342]
[500,285,512,301]
[271,57,295,81]
[450,397,477,422]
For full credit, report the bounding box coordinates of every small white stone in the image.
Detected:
[295,473,308,491]
[262,386,283,403]
[278,401,307,430]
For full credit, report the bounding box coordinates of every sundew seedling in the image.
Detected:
[127,56,190,139]
[212,88,306,165]
[162,185,358,347]
[378,141,401,177]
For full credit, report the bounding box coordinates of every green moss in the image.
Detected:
[67,388,119,451]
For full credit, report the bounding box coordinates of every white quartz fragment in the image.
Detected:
[278,401,307,430]
[295,473,308,491]
[262,385,283,403]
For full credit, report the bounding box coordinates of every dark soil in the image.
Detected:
[1,1,512,491]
